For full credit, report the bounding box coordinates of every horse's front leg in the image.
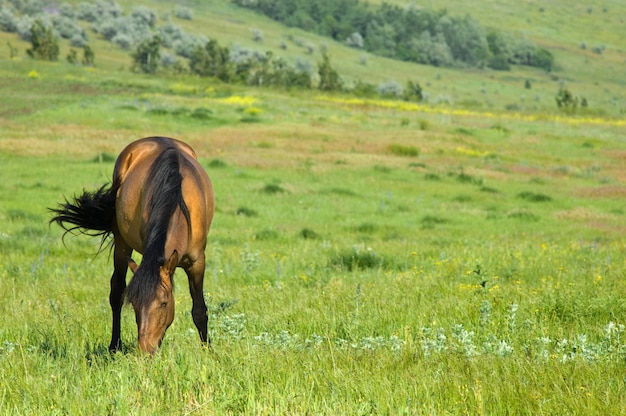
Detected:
[185,256,209,345]
[109,238,132,352]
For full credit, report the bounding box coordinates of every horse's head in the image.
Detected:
[128,251,178,354]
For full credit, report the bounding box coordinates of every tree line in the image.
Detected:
[231,0,554,71]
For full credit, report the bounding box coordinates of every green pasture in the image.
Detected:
[1,0,626,413]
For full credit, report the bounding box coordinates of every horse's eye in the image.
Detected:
[160,302,168,308]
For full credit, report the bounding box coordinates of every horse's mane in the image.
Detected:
[126,145,191,308]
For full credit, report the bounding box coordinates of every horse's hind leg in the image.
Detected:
[109,238,132,352]
[185,257,209,345]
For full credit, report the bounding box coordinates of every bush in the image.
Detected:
[70,32,87,47]
[10,0,45,15]
[172,33,206,58]
[345,32,363,48]
[330,247,383,271]
[0,6,18,32]
[53,15,86,40]
[531,48,554,72]
[377,80,403,98]
[77,0,123,23]
[351,79,377,97]
[160,51,177,68]
[16,15,36,41]
[158,22,184,48]
[66,48,78,64]
[251,28,263,42]
[174,6,193,20]
[188,38,233,81]
[517,191,552,202]
[130,6,157,28]
[488,54,510,71]
[387,144,419,157]
[26,20,59,61]
[112,33,132,50]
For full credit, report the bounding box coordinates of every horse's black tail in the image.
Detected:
[49,182,118,245]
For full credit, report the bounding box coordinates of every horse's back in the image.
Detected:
[113,137,214,258]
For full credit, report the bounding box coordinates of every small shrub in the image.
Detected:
[377,80,403,98]
[236,207,258,217]
[424,173,441,181]
[353,223,378,234]
[326,188,356,197]
[262,183,286,194]
[352,79,377,98]
[517,191,552,202]
[207,159,227,168]
[507,209,539,221]
[453,194,472,203]
[66,48,78,64]
[91,152,116,163]
[330,247,382,271]
[130,6,157,28]
[491,123,510,133]
[374,165,391,173]
[592,45,604,54]
[480,186,499,194]
[299,228,320,239]
[454,127,474,136]
[251,28,263,42]
[421,215,448,229]
[254,229,279,240]
[0,7,18,32]
[174,6,193,20]
[7,42,18,58]
[191,108,213,120]
[456,172,483,185]
[345,32,363,48]
[387,144,419,157]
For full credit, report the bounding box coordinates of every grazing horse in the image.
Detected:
[50,137,214,353]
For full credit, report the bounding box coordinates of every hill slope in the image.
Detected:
[1,0,624,116]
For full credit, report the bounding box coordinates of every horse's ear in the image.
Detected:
[128,258,139,274]
[164,250,179,275]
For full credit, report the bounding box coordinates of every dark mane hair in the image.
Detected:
[126,145,191,307]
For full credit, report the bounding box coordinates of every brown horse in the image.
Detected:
[50,137,214,353]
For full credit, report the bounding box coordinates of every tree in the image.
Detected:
[82,44,95,66]
[317,52,341,91]
[403,80,423,102]
[188,39,233,82]
[131,35,161,73]
[555,87,578,112]
[26,20,59,61]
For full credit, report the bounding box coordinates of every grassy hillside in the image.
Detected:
[1,0,626,414]
[3,0,624,116]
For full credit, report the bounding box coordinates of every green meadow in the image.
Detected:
[1,0,626,414]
